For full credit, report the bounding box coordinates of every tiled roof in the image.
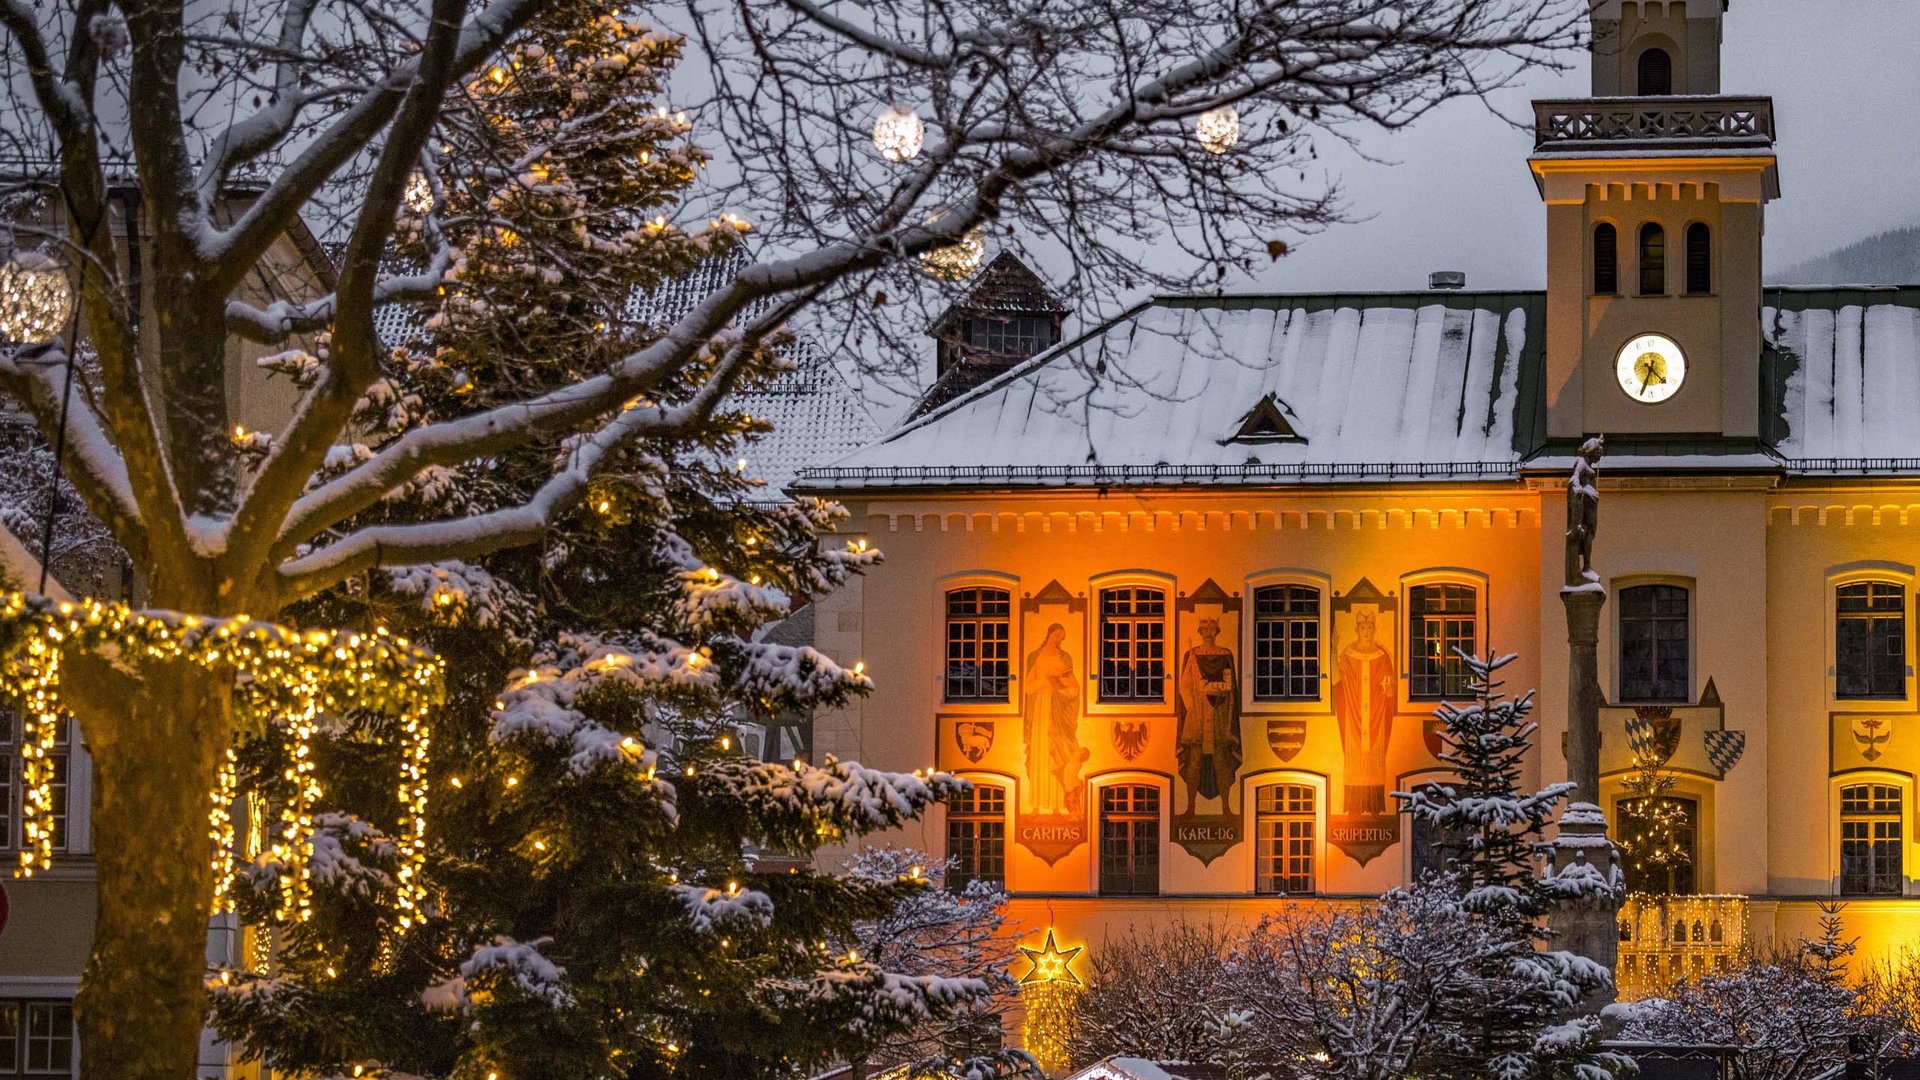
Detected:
[938,251,1068,318]
[1762,286,1920,467]
[804,291,1548,490]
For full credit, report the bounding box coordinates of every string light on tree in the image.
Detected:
[1194,104,1241,154]
[0,251,74,344]
[0,591,442,937]
[871,104,924,162]
[404,172,436,216]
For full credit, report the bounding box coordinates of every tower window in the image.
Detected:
[1637,47,1673,95]
[1639,223,1666,296]
[1593,223,1618,295]
[1619,584,1690,703]
[1098,784,1161,895]
[1685,223,1712,295]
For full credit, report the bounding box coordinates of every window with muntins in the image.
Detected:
[1252,585,1321,700]
[1255,783,1315,894]
[1685,222,1712,294]
[944,587,1013,702]
[1618,794,1698,894]
[1099,587,1167,701]
[1409,584,1477,699]
[945,783,1006,890]
[1639,222,1666,295]
[1619,584,1690,702]
[0,711,67,854]
[1837,582,1906,699]
[0,999,76,1079]
[1637,47,1673,95]
[1841,783,1903,896]
[1098,784,1160,895]
[966,315,1054,358]
[1593,223,1619,294]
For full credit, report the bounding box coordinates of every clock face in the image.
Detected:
[1615,333,1687,404]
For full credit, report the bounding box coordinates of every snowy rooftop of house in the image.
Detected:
[795,286,1920,491]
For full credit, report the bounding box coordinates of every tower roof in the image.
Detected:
[927,252,1067,339]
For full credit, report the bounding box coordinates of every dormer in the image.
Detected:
[1589,0,1726,97]
[911,253,1067,420]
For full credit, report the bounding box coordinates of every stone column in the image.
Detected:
[1563,585,1606,805]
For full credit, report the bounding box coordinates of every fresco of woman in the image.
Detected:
[1022,623,1086,815]
[1335,608,1397,815]
[1176,617,1241,816]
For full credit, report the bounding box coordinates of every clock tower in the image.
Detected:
[1531,0,1778,440]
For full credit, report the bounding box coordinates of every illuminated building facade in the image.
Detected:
[796,0,1920,1011]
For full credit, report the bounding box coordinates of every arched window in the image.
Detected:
[1593,223,1619,295]
[1254,783,1316,894]
[946,782,1007,890]
[1840,783,1902,896]
[1637,47,1673,95]
[1098,784,1160,895]
[1098,585,1168,701]
[1252,584,1321,701]
[1409,582,1478,700]
[1639,223,1666,296]
[1686,222,1712,295]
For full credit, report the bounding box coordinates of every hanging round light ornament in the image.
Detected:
[0,251,74,345]
[918,226,984,281]
[871,104,925,163]
[1194,104,1241,155]
[403,172,435,216]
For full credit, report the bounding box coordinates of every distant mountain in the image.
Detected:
[1772,224,1920,286]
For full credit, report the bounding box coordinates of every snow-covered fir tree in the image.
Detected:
[1064,921,1243,1066]
[1393,651,1626,1080]
[201,9,1008,1078]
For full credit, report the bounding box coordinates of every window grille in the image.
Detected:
[1841,783,1903,896]
[1618,795,1699,894]
[1099,587,1167,701]
[1098,785,1160,895]
[944,587,1012,702]
[1837,582,1906,699]
[1409,584,1477,699]
[1619,584,1690,702]
[946,783,1007,890]
[1685,222,1712,294]
[1593,223,1619,294]
[1638,47,1673,95]
[1253,585,1320,700]
[1255,784,1315,894]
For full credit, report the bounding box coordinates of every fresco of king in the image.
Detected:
[1176,616,1241,816]
[1022,623,1087,815]
[1334,607,1397,815]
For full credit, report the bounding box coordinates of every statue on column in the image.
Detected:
[1565,436,1603,586]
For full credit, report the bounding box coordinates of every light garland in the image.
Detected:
[0,251,74,345]
[0,592,443,933]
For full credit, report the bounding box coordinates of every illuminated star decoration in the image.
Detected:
[1018,928,1084,986]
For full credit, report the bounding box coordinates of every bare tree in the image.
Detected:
[0,0,1579,1076]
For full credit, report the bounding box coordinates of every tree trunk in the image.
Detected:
[69,655,231,1080]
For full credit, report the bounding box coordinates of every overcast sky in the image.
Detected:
[1237,0,1920,293]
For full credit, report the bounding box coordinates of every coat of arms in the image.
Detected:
[1267,718,1306,762]
[1704,729,1747,775]
[1112,719,1150,761]
[1851,717,1892,763]
[1624,706,1681,766]
[953,721,994,764]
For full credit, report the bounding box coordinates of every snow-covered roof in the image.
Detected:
[1763,286,1920,467]
[804,291,1547,490]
